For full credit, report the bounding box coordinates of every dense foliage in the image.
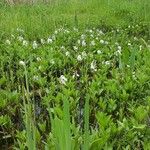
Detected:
[0,0,150,149]
[1,23,150,149]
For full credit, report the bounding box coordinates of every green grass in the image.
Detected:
[0,0,150,39]
[0,0,150,149]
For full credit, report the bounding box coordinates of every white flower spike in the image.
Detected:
[33,41,38,49]
[23,40,28,47]
[59,75,68,85]
[77,55,82,61]
[6,40,11,45]
[90,60,97,72]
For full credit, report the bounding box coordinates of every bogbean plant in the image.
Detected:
[0,23,150,149]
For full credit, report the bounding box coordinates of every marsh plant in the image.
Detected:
[0,0,150,149]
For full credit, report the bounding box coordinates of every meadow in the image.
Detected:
[0,0,150,149]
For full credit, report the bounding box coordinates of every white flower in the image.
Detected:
[128,43,131,46]
[61,46,65,50]
[64,29,70,34]
[117,29,119,32]
[33,41,38,49]
[90,40,95,46]
[73,27,78,32]
[115,45,122,55]
[112,30,115,33]
[47,38,53,44]
[90,34,94,38]
[89,29,93,33]
[54,30,58,34]
[65,51,70,57]
[139,45,142,51]
[73,46,78,51]
[23,40,28,46]
[100,40,104,44]
[17,28,24,33]
[81,40,86,47]
[118,46,121,50]
[73,71,79,78]
[96,37,99,40]
[81,51,87,58]
[59,75,67,85]
[77,55,82,61]
[97,50,102,54]
[116,50,121,55]
[90,60,97,71]
[19,61,25,66]
[41,39,45,44]
[103,61,110,65]
[33,75,39,81]
[18,36,24,42]
[134,37,138,41]
[132,71,136,79]
[5,40,11,45]
[36,57,41,61]
[98,30,104,35]
[114,50,121,56]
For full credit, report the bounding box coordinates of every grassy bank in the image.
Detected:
[0,0,150,39]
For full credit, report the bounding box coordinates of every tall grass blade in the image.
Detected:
[83,95,90,150]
